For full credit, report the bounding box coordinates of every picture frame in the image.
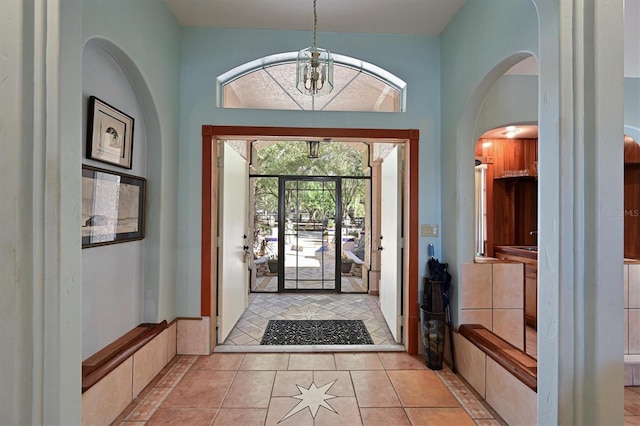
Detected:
[82,165,146,248]
[86,96,134,169]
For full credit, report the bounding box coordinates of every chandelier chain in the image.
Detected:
[312,0,317,50]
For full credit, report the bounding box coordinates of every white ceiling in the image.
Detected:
[164,0,638,76]
[163,0,467,36]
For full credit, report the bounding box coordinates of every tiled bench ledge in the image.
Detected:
[454,324,537,425]
[82,321,168,392]
[82,320,177,425]
[459,324,537,391]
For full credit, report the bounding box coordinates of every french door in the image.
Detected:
[278,177,342,292]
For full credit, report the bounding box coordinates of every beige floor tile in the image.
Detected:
[146,408,217,426]
[350,370,402,407]
[626,387,640,416]
[404,407,476,425]
[191,353,244,371]
[626,415,640,426]
[313,371,355,397]
[314,396,362,425]
[240,353,290,370]
[360,407,411,425]
[161,370,235,409]
[222,370,276,408]
[334,353,384,370]
[265,397,314,426]
[387,370,459,407]
[212,408,267,425]
[272,371,314,397]
[288,353,336,370]
[378,352,427,370]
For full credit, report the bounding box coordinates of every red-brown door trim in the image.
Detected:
[202,125,420,354]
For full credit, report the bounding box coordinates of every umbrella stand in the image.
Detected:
[421,257,455,372]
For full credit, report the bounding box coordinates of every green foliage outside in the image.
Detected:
[253,141,368,221]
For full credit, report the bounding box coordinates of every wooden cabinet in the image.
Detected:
[524,263,537,328]
[624,140,640,259]
[476,138,538,256]
[477,138,538,178]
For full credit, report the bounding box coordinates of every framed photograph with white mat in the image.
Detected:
[86,96,134,169]
[82,165,145,248]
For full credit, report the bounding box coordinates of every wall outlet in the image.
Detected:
[421,224,438,237]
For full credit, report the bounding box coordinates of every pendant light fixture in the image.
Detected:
[307,140,320,158]
[296,0,334,96]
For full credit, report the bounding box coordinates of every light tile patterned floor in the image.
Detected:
[110,353,640,425]
[113,352,506,426]
[220,293,397,347]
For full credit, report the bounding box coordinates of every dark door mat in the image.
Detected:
[260,320,374,345]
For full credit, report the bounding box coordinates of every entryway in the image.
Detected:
[217,293,399,349]
[252,176,368,293]
[201,126,421,353]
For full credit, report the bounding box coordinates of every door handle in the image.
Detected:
[378,246,384,251]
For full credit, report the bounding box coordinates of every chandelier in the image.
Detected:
[296,0,334,96]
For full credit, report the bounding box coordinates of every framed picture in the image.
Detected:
[82,165,146,248]
[86,96,134,169]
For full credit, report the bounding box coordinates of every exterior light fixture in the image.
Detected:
[296,0,334,96]
[307,140,320,158]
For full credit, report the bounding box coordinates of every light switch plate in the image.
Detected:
[421,224,438,237]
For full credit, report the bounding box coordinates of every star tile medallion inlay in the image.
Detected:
[280,380,338,422]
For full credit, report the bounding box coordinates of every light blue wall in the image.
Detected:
[440,0,538,324]
[626,77,640,140]
[475,74,538,138]
[81,41,148,359]
[177,28,442,314]
[81,0,182,345]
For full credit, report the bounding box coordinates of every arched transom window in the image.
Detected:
[217,52,406,112]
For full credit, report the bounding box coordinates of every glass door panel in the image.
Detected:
[281,178,339,291]
[340,178,369,293]
[250,176,279,292]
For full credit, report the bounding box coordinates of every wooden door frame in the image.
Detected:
[202,125,420,353]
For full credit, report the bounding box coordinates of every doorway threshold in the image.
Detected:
[213,344,406,353]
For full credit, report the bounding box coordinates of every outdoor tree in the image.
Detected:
[254,141,367,221]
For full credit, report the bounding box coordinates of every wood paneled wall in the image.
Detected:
[477,138,538,255]
[624,140,640,258]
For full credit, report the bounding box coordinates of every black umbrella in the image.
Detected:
[423,257,451,313]
[422,257,455,372]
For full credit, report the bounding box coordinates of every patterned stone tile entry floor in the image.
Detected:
[113,352,508,426]
[219,293,398,348]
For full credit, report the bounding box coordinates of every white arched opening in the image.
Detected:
[217,52,407,112]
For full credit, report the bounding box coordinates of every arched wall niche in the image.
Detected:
[456,51,538,264]
[81,37,164,357]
